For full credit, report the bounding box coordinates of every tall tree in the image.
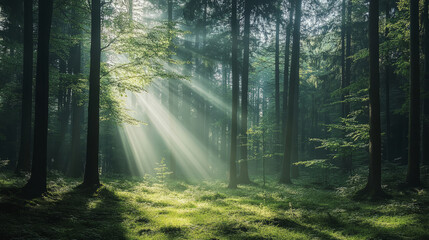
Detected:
[228,0,239,189]
[340,0,346,116]
[275,0,280,127]
[83,0,101,187]
[358,0,384,198]
[280,0,302,184]
[342,0,352,171]
[384,0,392,162]
[67,3,83,178]
[423,0,429,166]
[344,0,351,116]
[406,0,420,186]
[23,0,54,196]
[167,0,177,178]
[16,0,33,173]
[282,0,294,136]
[237,0,252,184]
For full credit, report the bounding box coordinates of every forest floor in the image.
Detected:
[0,168,428,240]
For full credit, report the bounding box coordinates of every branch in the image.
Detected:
[101,35,119,52]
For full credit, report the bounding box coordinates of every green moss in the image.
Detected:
[0,172,428,240]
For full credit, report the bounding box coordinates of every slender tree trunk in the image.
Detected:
[345,0,351,116]
[167,0,177,178]
[283,0,294,136]
[358,0,384,198]
[341,0,346,117]
[83,0,101,187]
[422,0,429,166]
[67,3,83,177]
[53,59,71,171]
[67,38,83,177]
[385,0,392,162]
[228,0,239,189]
[406,0,421,187]
[202,0,210,173]
[16,0,33,173]
[23,0,54,196]
[222,60,228,165]
[275,1,280,127]
[280,0,302,184]
[237,0,251,184]
[343,0,352,171]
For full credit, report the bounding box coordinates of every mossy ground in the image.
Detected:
[0,169,428,240]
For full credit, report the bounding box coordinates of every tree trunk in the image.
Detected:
[23,0,54,196]
[422,0,429,166]
[53,59,71,171]
[275,1,280,127]
[167,0,177,178]
[384,0,391,162]
[283,0,294,136]
[83,0,101,187]
[341,0,346,117]
[345,0,351,116]
[406,0,421,187]
[358,0,384,198]
[67,31,83,178]
[237,0,251,184]
[228,0,239,189]
[280,0,302,184]
[16,0,33,173]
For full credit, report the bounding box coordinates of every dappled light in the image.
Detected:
[1,0,429,239]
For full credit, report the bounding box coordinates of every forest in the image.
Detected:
[0,0,428,239]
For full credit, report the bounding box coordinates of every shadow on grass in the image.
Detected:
[0,183,128,240]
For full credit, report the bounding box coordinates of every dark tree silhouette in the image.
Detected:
[423,0,429,166]
[384,0,392,163]
[16,0,33,173]
[23,0,54,196]
[83,0,101,187]
[275,0,280,127]
[67,5,83,178]
[357,0,384,198]
[282,0,294,136]
[280,0,302,184]
[237,0,252,184]
[406,0,420,187]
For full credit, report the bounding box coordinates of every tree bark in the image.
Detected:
[275,1,280,127]
[384,0,392,162]
[282,0,294,136]
[67,29,83,178]
[358,0,384,198]
[406,0,421,187]
[83,0,101,187]
[16,0,33,173]
[167,0,177,178]
[228,0,239,189]
[237,0,251,184]
[23,0,54,196]
[280,0,302,184]
[422,0,429,166]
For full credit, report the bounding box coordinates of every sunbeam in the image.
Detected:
[118,84,224,179]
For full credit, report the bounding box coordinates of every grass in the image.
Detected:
[0,169,428,240]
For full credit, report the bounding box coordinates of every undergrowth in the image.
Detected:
[0,168,428,240]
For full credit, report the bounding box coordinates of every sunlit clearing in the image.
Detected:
[118,82,225,179]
